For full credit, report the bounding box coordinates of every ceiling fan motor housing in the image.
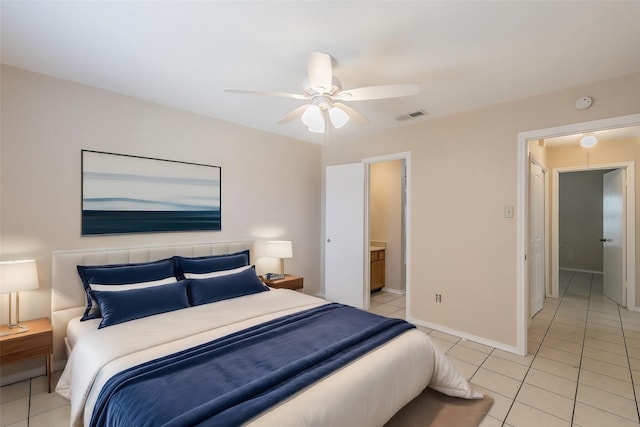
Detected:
[311,95,334,110]
[303,76,342,97]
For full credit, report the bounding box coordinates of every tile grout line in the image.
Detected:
[27,378,32,427]
[618,300,640,423]
[498,272,575,426]
[580,282,640,424]
[570,272,594,426]
[447,339,491,390]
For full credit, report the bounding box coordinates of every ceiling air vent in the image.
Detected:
[395,110,429,122]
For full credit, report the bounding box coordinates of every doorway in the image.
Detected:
[324,152,411,313]
[517,113,640,356]
[367,158,407,319]
[364,152,410,316]
[553,164,632,307]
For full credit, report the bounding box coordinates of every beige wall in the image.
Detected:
[369,160,403,291]
[0,66,322,375]
[323,72,640,348]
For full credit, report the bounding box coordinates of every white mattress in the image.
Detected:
[56,289,481,427]
[65,317,100,351]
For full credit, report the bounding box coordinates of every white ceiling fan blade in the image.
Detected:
[225,88,308,100]
[332,102,369,125]
[278,104,310,124]
[336,83,420,101]
[307,52,333,92]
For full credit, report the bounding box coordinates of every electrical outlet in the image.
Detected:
[435,293,442,303]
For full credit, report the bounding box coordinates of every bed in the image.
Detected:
[52,241,481,427]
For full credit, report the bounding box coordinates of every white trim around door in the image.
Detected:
[363,152,411,319]
[517,113,640,356]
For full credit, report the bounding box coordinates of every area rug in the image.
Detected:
[385,387,494,427]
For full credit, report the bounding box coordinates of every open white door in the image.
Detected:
[325,163,366,309]
[529,161,545,317]
[602,169,626,306]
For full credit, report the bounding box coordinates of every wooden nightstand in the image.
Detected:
[0,317,53,392]
[261,274,303,290]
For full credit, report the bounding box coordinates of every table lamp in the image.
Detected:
[265,241,293,276]
[0,259,39,336]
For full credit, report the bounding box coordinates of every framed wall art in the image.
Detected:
[81,150,221,235]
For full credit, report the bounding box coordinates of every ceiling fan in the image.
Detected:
[225,52,420,133]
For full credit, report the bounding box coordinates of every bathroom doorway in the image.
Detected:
[367,157,407,319]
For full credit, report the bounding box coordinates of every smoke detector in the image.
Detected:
[575,96,593,110]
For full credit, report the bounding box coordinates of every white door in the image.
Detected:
[529,161,545,316]
[602,169,626,306]
[325,163,366,308]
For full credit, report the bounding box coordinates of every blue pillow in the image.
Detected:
[91,281,190,329]
[174,250,250,279]
[77,258,176,321]
[187,266,268,306]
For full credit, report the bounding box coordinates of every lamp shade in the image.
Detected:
[265,241,293,259]
[0,260,39,293]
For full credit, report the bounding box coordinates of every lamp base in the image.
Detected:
[0,323,29,337]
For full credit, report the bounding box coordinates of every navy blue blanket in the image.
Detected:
[90,303,415,427]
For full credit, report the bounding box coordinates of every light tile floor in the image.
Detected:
[1,271,638,426]
[371,271,639,426]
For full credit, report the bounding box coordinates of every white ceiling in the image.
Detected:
[2,1,640,144]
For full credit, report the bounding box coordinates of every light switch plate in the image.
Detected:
[504,206,514,218]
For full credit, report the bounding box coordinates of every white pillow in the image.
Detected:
[183,265,253,279]
[90,276,177,292]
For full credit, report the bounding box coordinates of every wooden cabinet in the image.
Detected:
[0,318,53,392]
[370,249,385,292]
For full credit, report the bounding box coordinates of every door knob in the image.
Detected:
[600,238,611,242]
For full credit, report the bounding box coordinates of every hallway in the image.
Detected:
[478,270,640,426]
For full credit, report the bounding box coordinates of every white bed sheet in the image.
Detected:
[65,317,100,351]
[56,289,480,427]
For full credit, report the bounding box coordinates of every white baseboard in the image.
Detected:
[409,317,522,356]
[1,361,67,388]
[559,267,603,275]
[380,287,406,295]
[0,366,46,387]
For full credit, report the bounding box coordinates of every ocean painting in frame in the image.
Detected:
[82,150,221,235]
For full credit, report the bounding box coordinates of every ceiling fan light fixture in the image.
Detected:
[329,106,349,129]
[580,134,597,148]
[307,123,325,133]
[301,104,324,133]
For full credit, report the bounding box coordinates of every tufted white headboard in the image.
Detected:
[51,240,253,366]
